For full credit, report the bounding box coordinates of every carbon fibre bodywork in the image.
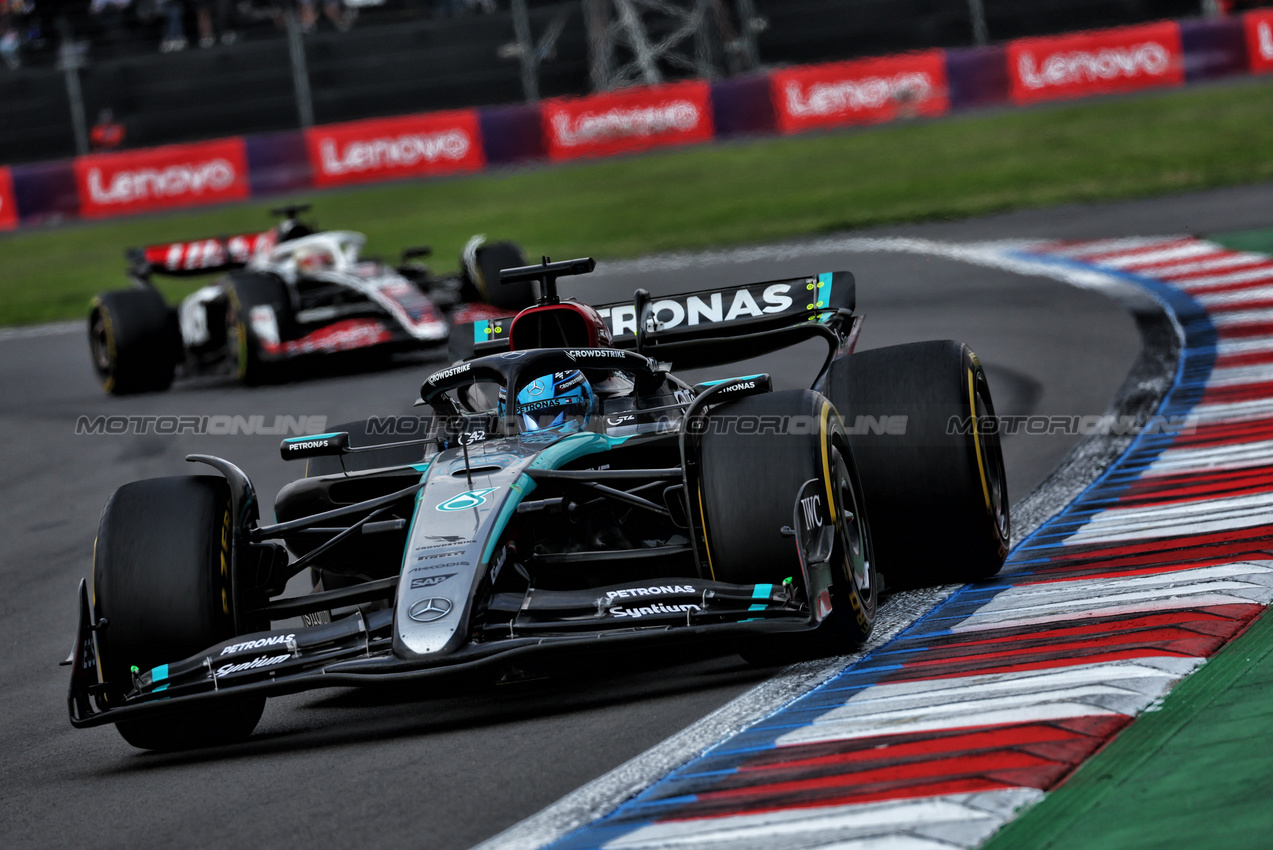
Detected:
[68,261,877,734]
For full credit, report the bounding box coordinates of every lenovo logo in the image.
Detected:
[1016,41,1172,89]
[552,102,702,147]
[319,131,472,175]
[86,159,237,205]
[784,73,935,117]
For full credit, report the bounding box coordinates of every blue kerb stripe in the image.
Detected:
[473,320,490,342]
[748,583,773,612]
[545,248,1221,850]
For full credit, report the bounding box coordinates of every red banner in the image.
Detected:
[543,82,714,161]
[74,139,250,218]
[771,52,949,134]
[1246,10,1273,74]
[306,111,485,188]
[1007,22,1184,104]
[0,167,17,231]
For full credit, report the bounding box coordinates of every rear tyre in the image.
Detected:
[825,340,1009,589]
[698,390,878,665]
[465,241,534,311]
[93,476,265,750]
[226,272,293,386]
[88,290,179,395]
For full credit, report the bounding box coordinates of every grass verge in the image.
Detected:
[3,77,1273,326]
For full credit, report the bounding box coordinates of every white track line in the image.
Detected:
[0,321,80,342]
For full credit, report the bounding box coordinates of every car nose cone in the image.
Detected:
[408,597,453,623]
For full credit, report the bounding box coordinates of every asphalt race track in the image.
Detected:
[2,181,1270,850]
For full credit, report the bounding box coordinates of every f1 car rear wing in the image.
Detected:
[465,271,857,371]
[127,231,277,279]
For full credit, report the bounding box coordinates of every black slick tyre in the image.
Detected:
[88,290,179,394]
[226,272,292,385]
[93,476,264,750]
[467,241,534,311]
[825,340,1009,589]
[697,390,878,664]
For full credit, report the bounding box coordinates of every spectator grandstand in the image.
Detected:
[0,0,1264,165]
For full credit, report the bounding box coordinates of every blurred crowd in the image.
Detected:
[1,0,44,69]
[6,0,1269,71]
[0,0,501,65]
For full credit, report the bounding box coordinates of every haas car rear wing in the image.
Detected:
[464,269,858,371]
[127,231,277,280]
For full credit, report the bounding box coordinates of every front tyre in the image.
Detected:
[93,476,264,750]
[88,290,179,394]
[697,390,878,664]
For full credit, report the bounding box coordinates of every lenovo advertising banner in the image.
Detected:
[1007,22,1185,104]
[542,81,714,161]
[74,138,250,218]
[0,167,17,230]
[305,110,486,188]
[1246,10,1273,74]
[771,51,950,134]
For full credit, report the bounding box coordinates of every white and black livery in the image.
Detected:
[86,205,534,393]
[67,257,1010,750]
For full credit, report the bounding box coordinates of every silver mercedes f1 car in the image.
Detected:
[67,257,1009,750]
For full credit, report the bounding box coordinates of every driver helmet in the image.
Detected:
[500,370,595,434]
[296,245,335,275]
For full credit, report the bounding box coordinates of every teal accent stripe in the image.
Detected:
[748,583,773,612]
[482,473,535,565]
[480,433,634,565]
[817,272,834,318]
[284,432,341,443]
[698,374,764,388]
[473,320,490,342]
[398,465,434,581]
[152,664,168,683]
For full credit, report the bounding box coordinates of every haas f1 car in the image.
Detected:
[67,258,1009,750]
[87,206,534,393]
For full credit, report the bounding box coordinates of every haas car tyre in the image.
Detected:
[825,340,1009,589]
[88,289,179,394]
[226,272,293,385]
[698,390,878,664]
[463,240,534,311]
[93,476,265,750]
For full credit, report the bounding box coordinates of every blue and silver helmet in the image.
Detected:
[502,370,595,433]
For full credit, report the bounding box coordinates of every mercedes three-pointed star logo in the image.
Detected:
[408,597,453,623]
